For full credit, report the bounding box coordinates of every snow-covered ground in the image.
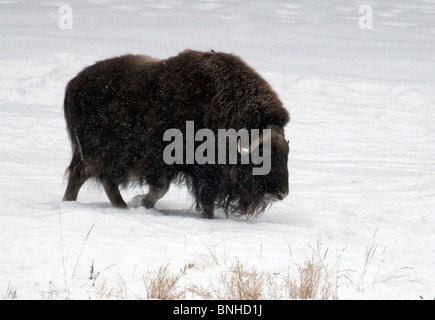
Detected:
[1,0,434,299]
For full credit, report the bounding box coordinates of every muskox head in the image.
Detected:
[218,125,289,218]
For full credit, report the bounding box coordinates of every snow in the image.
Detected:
[1,0,434,299]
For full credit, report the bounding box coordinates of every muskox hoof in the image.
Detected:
[131,195,146,208]
[112,200,128,209]
[201,206,214,219]
[143,200,155,209]
[131,194,156,209]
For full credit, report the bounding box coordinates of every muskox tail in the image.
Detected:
[62,79,92,199]
[63,79,77,153]
[63,80,79,172]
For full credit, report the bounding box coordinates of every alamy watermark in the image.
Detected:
[163,121,271,175]
[58,5,73,30]
[359,5,373,30]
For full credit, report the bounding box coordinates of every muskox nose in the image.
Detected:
[277,189,289,201]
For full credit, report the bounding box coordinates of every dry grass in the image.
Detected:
[2,282,18,299]
[0,246,342,300]
[191,247,338,300]
[41,282,60,300]
[215,260,267,300]
[95,276,129,299]
[285,240,340,299]
[356,229,416,293]
[357,230,382,292]
[143,264,188,300]
[3,236,415,300]
[284,255,336,299]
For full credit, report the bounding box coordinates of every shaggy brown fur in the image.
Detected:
[63,49,290,218]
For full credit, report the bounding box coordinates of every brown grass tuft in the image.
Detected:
[284,255,336,300]
[2,282,18,300]
[143,264,187,300]
[216,260,265,300]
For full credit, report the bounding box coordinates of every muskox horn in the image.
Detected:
[237,138,252,155]
[237,129,272,155]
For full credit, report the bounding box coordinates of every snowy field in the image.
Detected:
[1,0,434,299]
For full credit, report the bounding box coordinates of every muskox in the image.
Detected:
[62,49,290,218]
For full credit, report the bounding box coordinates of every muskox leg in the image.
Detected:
[191,177,216,219]
[201,202,215,219]
[101,179,128,209]
[198,187,217,219]
[141,174,171,209]
[63,171,88,202]
[63,154,90,202]
[141,185,169,209]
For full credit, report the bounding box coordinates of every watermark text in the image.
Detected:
[58,5,73,30]
[163,121,271,175]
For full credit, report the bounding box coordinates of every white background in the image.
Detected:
[0,0,434,299]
